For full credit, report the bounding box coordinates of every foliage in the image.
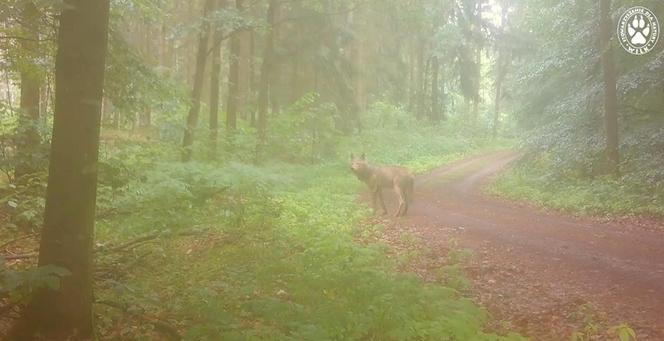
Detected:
[4,0,638,338]
[344,101,511,173]
[104,25,187,131]
[1,262,71,306]
[269,93,341,163]
[0,108,50,184]
[609,324,637,341]
[491,152,664,216]
[569,304,637,341]
[86,111,520,340]
[496,0,664,216]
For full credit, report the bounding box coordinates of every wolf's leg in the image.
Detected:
[402,188,409,216]
[377,189,388,215]
[371,189,378,214]
[402,181,412,215]
[394,184,406,217]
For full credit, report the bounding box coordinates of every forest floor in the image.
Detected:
[370,151,664,340]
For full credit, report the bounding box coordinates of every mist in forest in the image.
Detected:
[1,0,664,339]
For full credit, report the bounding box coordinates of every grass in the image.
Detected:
[1,105,520,339]
[91,125,521,340]
[491,159,664,217]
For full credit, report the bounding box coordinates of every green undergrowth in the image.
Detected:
[491,154,664,217]
[91,125,520,340]
[340,124,512,175]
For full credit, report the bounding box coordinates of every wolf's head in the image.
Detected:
[350,153,370,178]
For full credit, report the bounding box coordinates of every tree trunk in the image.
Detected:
[269,2,282,116]
[430,56,440,123]
[140,106,151,128]
[112,108,119,129]
[351,5,366,115]
[15,1,42,179]
[249,29,257,126]
[257,0,278,150]
[471,48,481,125]
[408,43,417,113]
[290,45,302,104]
[237,0,250,120]
[209,0,225,159]
[471,0,483,125]
[492,69,503,139]
[226,2,243,133]
[600,0,619,175]
[440,73,446,121]
[9,0,110,338]
[163,23,174,69]
[182,0,216,162]
[492,53,507,139]
[3,69,12,109]
[417,51,429,120]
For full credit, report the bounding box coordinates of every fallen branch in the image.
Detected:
[3,253,37,261]
[3,229,206,261]
[100,232,162,253]
[0,35,55,42]
[0,233,38,250]
[96,229,206,254]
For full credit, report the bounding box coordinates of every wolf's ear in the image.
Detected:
[360,153,366,160]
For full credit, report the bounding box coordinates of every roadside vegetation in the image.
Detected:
[490,0,664,219]
[3,107,518,339]
[2,0,660,339]
[492,153,664,217]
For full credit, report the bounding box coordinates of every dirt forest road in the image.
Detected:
[377,151,664,340]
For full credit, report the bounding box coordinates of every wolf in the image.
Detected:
[350,153,414,217]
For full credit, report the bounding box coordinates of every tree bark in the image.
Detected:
[15,1,42,179]
[257,0,278,149]
[351,5,366,115]
[471,0,483,125]
[492,66,504,139]
[471,48,481,125]
[408,43,417,113]
[269,2,282,116]
[209,0,226,159]
[9,0,110,338]
[493,51,507,139]
[182,0,216,162]
[237,0,250,120]
[140,107,151,128]
[430,56,440,123]
[417,50,429,120]
[226,1,243,133]
[112,108,119,129]
[3,69,12,109]
[249,29,257,126]
[600,0,620,175]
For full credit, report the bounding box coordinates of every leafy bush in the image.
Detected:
[97,159,522,340]
[90,116,518,340]
[1,98,516,339]
[268,93,341,163]
[492,152,664,216]
[1,262,70,306]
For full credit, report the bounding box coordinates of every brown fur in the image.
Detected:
[350,153,414,217]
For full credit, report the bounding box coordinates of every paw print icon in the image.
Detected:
[627,14,650,46]
[618,7,659,55]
